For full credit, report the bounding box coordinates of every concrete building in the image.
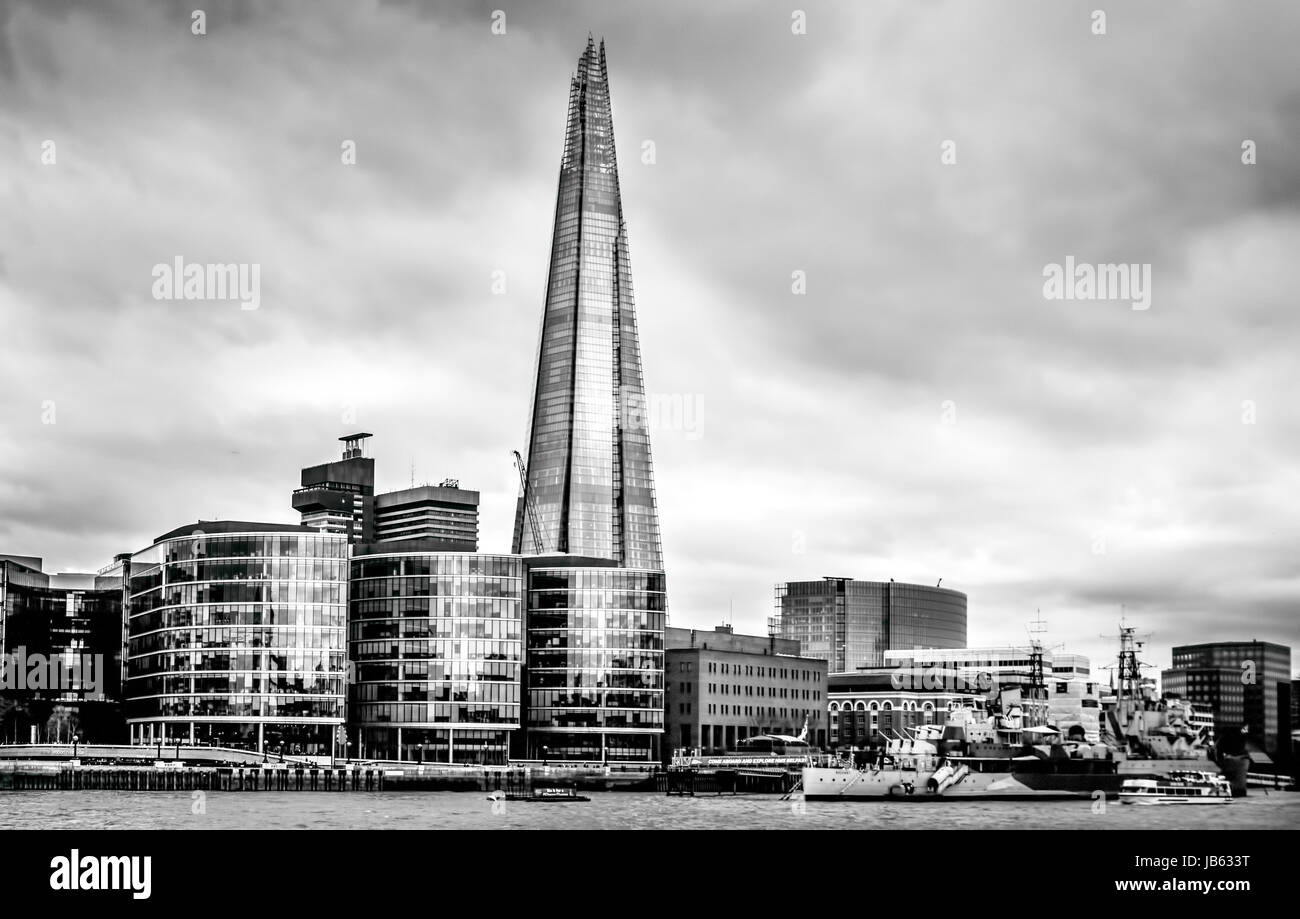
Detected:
[1051,653,1091,677]
[1046,675,1102,742]
[294,434,480,552]
[292,433,377,544]
[772,578,966,672]
[0,555,126,744]
[827,669,987,747]
[1162,641,1292,757]
[827,648,1098,744]
[1046,651,1101,739]
[664,625,828,756]
[374,483,478,549]
[883,646,1091,730]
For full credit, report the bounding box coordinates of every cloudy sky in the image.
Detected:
[2,0,1297,677]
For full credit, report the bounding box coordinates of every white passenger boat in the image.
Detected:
[1119,770,1232,805]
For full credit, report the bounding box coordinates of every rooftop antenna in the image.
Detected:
[410,458,415,489]
[339,432,372,461]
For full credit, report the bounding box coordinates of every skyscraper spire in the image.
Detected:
[514,39,663,570]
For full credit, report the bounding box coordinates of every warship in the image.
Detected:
[804,624,1242,800]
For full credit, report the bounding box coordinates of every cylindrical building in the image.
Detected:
[773,578,968,673]
[124,522,348,755]
[348,550,523,764]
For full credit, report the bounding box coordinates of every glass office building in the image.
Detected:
[510,41,668,761]
[349,551,523,764]
[1163,641,1292,756]
[0,556,125,743]
[524,559,665,762]
[513,37,663,571]
[123,522,348,755]
[773,579,968,672]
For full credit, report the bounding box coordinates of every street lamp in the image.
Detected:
[418,743,425,765]
[332,726,345,768]
[542,745,549,767]
[346,741,352,765]
[72,733,79,758]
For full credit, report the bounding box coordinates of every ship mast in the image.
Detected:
[1101,613,1154,751]
[1027,611,1047,728]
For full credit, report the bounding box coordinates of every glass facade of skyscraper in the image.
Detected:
[524,560,665,762]
[511,39,668,763]
[774,579,967,672]
[886,582,968,654]
[348,552,522,764]
[0,558,125,743]
[514,37,663,571]
[1164,641,1292,756]
[124,523,348,754]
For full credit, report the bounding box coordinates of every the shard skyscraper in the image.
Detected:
[514,37,663,571]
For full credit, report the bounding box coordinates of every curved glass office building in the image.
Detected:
[124,522,348,754]
[525,559,665,762]
[0,557,126,743]
[774,579,968,672]
[349,552,522,764]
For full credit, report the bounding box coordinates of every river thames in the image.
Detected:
[2,790,1297,830]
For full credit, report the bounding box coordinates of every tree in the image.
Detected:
[45,706,81,744]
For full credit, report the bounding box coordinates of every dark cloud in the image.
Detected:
[1,0,1297,674]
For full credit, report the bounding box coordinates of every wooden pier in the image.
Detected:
[0,764,388,792]
[0,760,659,793]
[660,766,798,796]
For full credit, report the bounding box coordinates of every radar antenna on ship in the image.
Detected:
[1024,611,1064,728]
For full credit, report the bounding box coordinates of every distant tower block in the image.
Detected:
[292,433,480,551]
[292,433,376,543]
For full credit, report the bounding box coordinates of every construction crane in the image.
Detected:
[513,450,545,554]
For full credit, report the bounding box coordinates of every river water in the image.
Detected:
[2,790,1297,830]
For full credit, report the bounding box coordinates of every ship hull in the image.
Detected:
[1120,796,1230,805]
[803,768,1118,800]
[802,766,937,800]
[802,757,1219,801]
[1215,753,1250,797]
